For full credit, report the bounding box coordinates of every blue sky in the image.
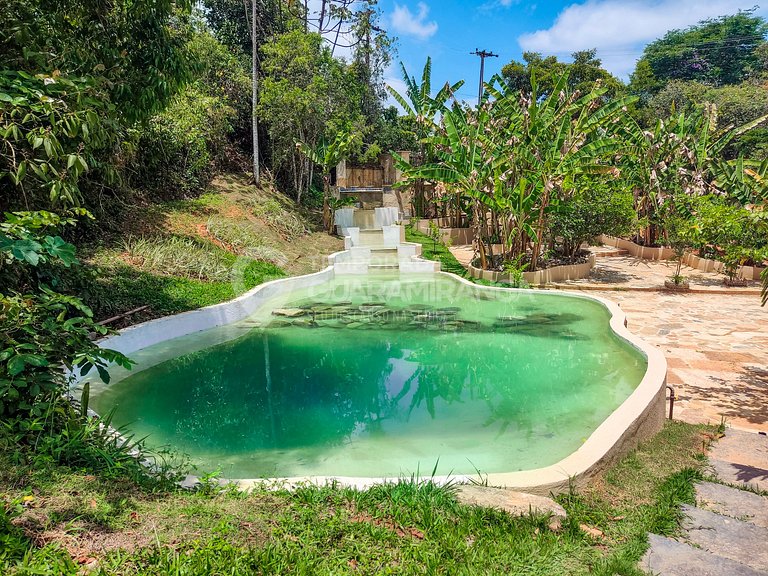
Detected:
[336,0,768,106]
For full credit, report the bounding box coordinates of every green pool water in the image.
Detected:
[88,274,647,479]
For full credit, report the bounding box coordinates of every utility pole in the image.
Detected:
[471,49,498,106]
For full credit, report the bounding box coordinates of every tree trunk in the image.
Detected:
[251,0,260,184]
[323,177,332,233]
[473,200,487,270]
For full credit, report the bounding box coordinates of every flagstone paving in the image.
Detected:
[585,289,767,432]
[448,245,768,431]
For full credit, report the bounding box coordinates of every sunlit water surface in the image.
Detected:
[88,274,646,478]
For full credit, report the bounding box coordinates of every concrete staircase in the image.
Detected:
[331,206,439,275]
[641,429,768,575]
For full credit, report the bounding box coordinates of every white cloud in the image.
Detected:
[518,0,768,78]
[390,2,438,40]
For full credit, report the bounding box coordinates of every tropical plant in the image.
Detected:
[398,71,632,271]
[387,58,464,217]
[663,214,696,286]
[296,130,355,232]
[0,211,132,419]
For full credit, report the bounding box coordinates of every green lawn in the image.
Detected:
[0,421,715,575]
[405,224,471,277]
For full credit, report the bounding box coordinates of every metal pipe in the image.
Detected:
[666,385,675,420]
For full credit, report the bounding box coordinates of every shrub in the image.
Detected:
[551,183,636,258]
[131,89,234,197]
[0,211,131,419]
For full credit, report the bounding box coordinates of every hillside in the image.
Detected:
[77,173,344,327]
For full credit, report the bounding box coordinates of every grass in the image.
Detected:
[0,421,717,575]
[76,173,342,324]
[405,225,470,277]
[405,224,520,289]
[121,236,237,282]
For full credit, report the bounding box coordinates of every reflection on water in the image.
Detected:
[90,275,646,478]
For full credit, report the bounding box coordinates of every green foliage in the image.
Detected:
[664,213,697,281]
[133,89,234,197]
[128,29,252,198]
[123,236,238,282]
[551,184,636,258]
[646,80,768,158]
[259,29,365,201]
[404,225,468,278]
[398,70,633,270]
[0,71,115,210]
[249,197,309,240]
[691,196,766,255]
[641,10,767,87]
[501,255,530,288]
[1,0,195,212]
[502,49,625,100]
[0,212,132,419]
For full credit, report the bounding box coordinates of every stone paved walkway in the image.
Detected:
[448,245,768,432]
[586,289,767,432]
[570,253,760,292]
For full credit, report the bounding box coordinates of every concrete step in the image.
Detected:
[696,481,768,528]
[641,533,768,576]
[357,229,384,247]
[681,504,768,572]
[368,247,399,265]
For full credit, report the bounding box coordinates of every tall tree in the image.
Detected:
[640,10,768,87]
[501,50,624,99]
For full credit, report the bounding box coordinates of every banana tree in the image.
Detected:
[387,58,464,218]
[712,157,768,205]
[396,102,498,268]
[620,108,768,244]
[296,130,354,233]
[488,72,632,270]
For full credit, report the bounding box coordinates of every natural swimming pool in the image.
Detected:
[88,273,647,480]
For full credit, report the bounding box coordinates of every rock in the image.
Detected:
[272,308,307,318]
[681,505,768,572]
[641,533,768,576]
[696,481,768,529]
[454,485,567,521]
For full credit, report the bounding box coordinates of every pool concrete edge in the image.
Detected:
[87,267,668,496]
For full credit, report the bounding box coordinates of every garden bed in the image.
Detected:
[468,254,596,285]
[600,235,765,281]
[414,218,473,245]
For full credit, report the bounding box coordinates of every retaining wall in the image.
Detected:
[415,218,473,245]
[600,235,765,280]
[468,254,596,285]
